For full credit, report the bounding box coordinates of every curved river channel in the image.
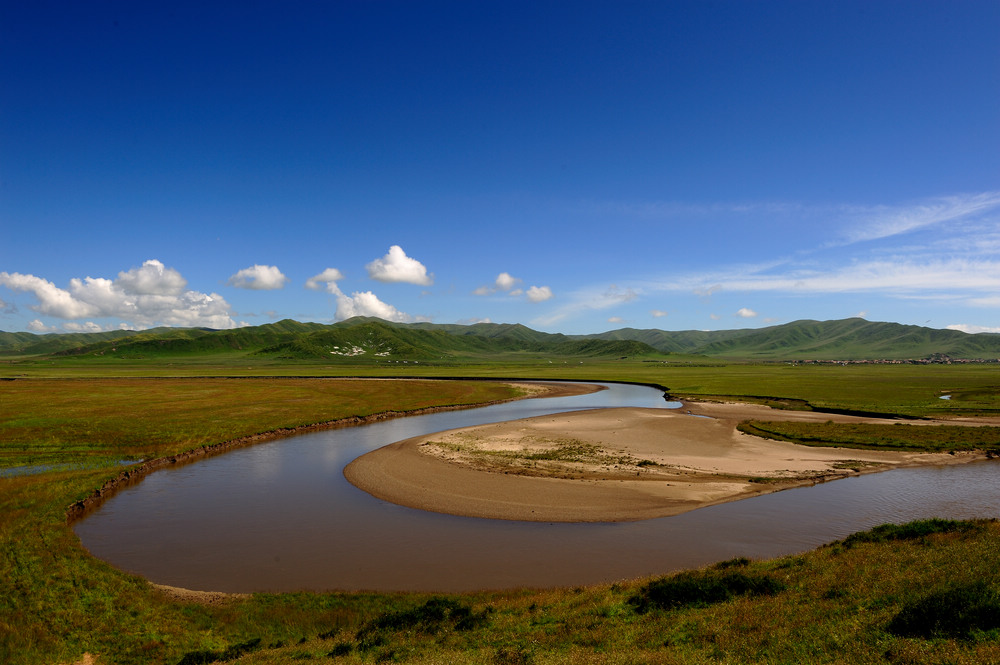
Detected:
[74,382,1000,593]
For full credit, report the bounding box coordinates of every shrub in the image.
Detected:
[352,597,492,652]
[888,582,1000,640]
[837,519,986,549]
[629,569,786,613]
[176,638,262,665]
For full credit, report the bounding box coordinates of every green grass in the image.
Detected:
[738,420,1000,453]
[0,378,522,469]
[3,362,1000,663]
[8,356,1000,419]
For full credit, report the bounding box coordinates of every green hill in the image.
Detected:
[679,318,1000,360]
[3,317,999,362]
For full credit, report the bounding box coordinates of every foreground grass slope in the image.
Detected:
[2,365,1000,664]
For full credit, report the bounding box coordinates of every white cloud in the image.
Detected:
[26,319,57,332]
[305,268,345,292]
[603,285,638,303]
[530,283,640,326]
[0,272,100,318]
[63,321,106,333]
[0,263,236,329]
[608,316,625,324]
[526,285,553,303]
[116,259,186,295]
[495,272,520,291]
[304,267,416,322]
[335,290,414,322]
[840,192,1000,245]
[475,272,524,296]
[736,307,757,318]
[650,309,668,318]
[968,296,1000,307]
[366,246,433,285]
[947,324,1000,334]
[665,258,1000,302]
[227,264,289,290]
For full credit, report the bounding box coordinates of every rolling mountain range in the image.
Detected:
[1,317,999,362]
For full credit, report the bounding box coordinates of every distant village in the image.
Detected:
[791,354,1000,365]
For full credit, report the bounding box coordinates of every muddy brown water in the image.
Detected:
[73,383,1000,593]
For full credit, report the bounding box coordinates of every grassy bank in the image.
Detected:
[3,365,1000,663]
[6,358,999,418]
[738,420,1000,454]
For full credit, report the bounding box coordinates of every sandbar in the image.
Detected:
[344,400,988,522]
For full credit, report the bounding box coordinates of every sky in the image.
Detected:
[2,1,999,336]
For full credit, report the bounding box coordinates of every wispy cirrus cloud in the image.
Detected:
[664,258,1000,301]
[533,283,640,326]
[837,191,1000,245]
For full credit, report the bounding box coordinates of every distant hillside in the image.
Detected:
[0,318,663,362]
[579,318,1000,360]
[2,317,998,362]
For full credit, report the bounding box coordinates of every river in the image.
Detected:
[73,382,1000,593]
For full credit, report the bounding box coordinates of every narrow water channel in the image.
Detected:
[73,383,1000,593]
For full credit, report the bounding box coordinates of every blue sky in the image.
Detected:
[2,1,998,335]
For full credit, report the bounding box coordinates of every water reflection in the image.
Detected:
[74,383,1000,593]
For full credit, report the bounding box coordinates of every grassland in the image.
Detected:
[739,420,1000,454]
[2,359,1000,664]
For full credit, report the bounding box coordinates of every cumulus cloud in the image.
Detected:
[0,262,236,329]
[946,324,1000,334]
[650,309,668,318]
[608,316,625,324]
[526,285,553,303]
[27,319,57,332]
[736,307,758,318]
[64,321,106,333]
[303,266,416,322]
[366,246,433,285]
[305,268,345,292]
[0,272,100,319]
[334,290,414,322]
[117,259,187,295]
[227,264,289,290]
[495,272,520,291]
[475,271,524,296]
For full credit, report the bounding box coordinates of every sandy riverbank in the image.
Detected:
[345,400,988,523]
